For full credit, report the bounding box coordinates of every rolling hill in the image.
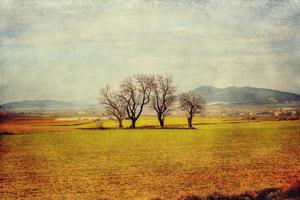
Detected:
[1,86,300,111]
[0,100,98,111]
[190,86,300,104]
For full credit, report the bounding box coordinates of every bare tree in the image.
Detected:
[152,74,176,128]
[119,74,154,129]
[99,85,127,128]
[179,92,206,128]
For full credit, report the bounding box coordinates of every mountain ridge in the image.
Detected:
[0,100,98,111]
[190,86,300,104]
[1,86,300,111]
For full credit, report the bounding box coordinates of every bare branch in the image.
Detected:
[179,91,206,128]
[151,74,176,127]
[98,85,127,128]
[119,74,154,128]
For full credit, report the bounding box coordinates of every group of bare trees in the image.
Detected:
[99,74,206,129]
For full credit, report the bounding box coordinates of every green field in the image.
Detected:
[1,117,300,199]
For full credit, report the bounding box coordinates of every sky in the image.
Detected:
[0,0,300,103]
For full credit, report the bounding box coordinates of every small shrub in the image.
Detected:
[229,193,254,200]
[285,182,300,199]
[184,195,202,200]
[95,119,104,129]
[255,188,283,200]
[206,193,230,200]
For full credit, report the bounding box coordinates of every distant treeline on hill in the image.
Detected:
[191,86,300,104]
[1,86,300,111]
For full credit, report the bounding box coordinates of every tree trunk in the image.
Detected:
[118,119,123,128]
[188,117,193,128]
[131,119,136,129]
[158,117,164,128]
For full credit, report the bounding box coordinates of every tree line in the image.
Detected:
[99,74,206,129]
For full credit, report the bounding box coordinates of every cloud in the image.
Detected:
[0,0,299,103]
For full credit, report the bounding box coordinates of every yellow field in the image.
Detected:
[1,116,300,199]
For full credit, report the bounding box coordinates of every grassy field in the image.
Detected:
[1,116,300,199]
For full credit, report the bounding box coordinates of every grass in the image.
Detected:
[1,116,300,199]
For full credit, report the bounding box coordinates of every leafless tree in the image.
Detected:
[152,74,176,128]
[119,74,154,128]
[99,85,127,128]
[179,92,206,128]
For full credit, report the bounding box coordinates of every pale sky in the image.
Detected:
[1,0,300,103]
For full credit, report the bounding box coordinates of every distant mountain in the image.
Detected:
[190,86,300,104]
[2,86,300,111]
[0,100,98,111]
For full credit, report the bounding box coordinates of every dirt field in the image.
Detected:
[1,116,300,199]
